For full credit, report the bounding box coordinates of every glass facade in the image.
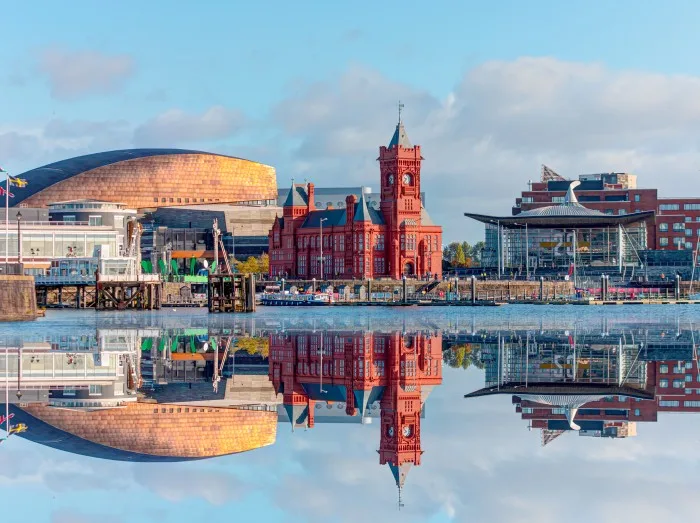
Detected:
[0,229,118,258]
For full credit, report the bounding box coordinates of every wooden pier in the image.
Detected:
[95,274,162,310]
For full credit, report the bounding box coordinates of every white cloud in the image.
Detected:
[38,47,134,100]
[270,58,700,242]
[133,106,246,147]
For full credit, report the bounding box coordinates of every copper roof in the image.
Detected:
[14,403,277,461]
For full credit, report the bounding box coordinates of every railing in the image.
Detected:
[35,274,95,285]
[0,220,91,227]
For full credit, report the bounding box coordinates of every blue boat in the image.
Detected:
[260,292,333,306]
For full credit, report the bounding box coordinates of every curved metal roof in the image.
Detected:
[10,405,196,462]
[464,209,654,229]
[516,203,606,218]
[12,148,260,205]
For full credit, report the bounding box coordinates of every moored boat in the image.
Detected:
[260,292,334,306]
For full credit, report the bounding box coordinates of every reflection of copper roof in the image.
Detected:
[15,403,276,461]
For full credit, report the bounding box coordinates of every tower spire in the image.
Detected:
[398,100,404,125]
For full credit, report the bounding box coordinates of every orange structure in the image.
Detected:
[14,402,277,460]
[12,149,277,210]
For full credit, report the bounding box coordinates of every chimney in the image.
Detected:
[346,195,357,224]
[307,182,315,212]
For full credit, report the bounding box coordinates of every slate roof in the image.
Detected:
[354,191,372,222]
[388,122,413,148]
[300,205,385,228]
[283,184,309,207]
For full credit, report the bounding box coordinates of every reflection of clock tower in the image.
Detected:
[378,333,424,498]
[379,104,424,279]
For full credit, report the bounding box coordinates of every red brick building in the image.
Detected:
[268,329,442,493]
[515,167,700,251]
[268,119,443,279]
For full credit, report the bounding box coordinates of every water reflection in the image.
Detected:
[2,310,700,507]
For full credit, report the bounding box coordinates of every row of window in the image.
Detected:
[658,237,694,249]
[659,362,693,373]
[153,197,219,204]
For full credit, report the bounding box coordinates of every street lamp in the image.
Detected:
[16,211,22,265]
[319,218,328,281]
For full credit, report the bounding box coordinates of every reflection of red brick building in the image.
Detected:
[512,358,700,444]
[268,118,443,279]
[268,330,442,492]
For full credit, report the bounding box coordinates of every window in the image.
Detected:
[63,388,76,396]
[673,223,684,231]
[375,234,384,251]
[114,215,124,229]
[161,198,166,203]
[552,196,565,203]
[660,364,668,374]
[659,223,668,232]
[660,203,680,211]
[634,408,640,416]
[89,385,103,396]
[153,197,158,203]
[660,379,669,388]
[604,209,614,215]
[685,203,700,210]
[660,400,679,407]
[522,197,534,203]
[674,237,683,246]
[673,379,684,388]
[686,216,693,222]
[88,216,103,226]
[686,229,693,236]
[684,401,700,407]
[685,374,692,382]
[634,194,641,202]
[522,408,533,414]
[618,209,626,215]
[63,215,76,223]
[374,257,385,273]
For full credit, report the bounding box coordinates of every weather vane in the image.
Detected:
[398,100,404,124]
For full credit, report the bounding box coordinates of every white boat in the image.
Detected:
[260,292,334,306]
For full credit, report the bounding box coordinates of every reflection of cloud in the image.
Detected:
[51,508,123,523]
[38,47,134,100]
[134,466,249,505]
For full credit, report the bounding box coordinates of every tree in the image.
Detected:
[234,336,269,358]
[453,244,467,266]
[259,253,269,274]
[235,254,269,275]
[470,241,486,265]
[443,241,460,262]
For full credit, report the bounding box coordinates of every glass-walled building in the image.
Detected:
[466,182,654,280]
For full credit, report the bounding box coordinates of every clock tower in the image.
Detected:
[378,333,424,498]
[379,103,425,278]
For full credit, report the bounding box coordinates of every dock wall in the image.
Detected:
[0,275,38,321]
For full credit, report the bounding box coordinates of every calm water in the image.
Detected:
[1,305,699,523]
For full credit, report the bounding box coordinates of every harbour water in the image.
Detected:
[1,305,699,522]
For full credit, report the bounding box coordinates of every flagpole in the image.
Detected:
[4,174,8,264]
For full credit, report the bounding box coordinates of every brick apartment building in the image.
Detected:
[515,166,700,251]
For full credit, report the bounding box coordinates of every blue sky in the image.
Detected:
[5,1,700,241]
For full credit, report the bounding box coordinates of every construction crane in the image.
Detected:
[212,218,233,275]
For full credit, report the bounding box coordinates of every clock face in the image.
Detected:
[403,173,412,185]
[402,425,412,437]
[387,426,395,437]
[388,174,394,185]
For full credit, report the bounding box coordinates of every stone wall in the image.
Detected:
[0,275,37,321]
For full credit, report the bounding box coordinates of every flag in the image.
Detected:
[0,187,14,198]
[8,176,27,188]
[9,423,27,435]
[0,414,14,425]
[0,166,6,172]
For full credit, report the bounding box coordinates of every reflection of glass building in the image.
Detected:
[465,183,653,277]
[11,149,277,210]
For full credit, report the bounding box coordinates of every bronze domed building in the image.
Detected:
[11,403,277,461]
[12,149,277,210]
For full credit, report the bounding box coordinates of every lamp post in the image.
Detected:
[319,217,328,281]
[16,211,22,265]
[16,347,22,401]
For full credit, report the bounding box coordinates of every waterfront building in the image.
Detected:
[11,149,277,210]
[465,183,654,278]
[516,166,700,251]
[269,119,443,279]
[276,186,426,212]
[268,329,442,493]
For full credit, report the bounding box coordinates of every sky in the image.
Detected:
[5,1,700,241]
